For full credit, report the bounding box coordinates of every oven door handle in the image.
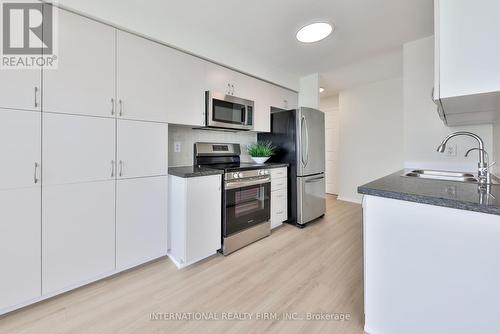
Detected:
[225,178,270,190]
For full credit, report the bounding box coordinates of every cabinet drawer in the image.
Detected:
[271,177,287,191]
[271,189,287,229]
[270,167,287,179]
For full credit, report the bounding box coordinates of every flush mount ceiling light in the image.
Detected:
[296,22,333,43]
[319,87,325,93]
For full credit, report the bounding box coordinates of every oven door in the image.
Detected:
[224,180,271,236]
[206,91,254,130]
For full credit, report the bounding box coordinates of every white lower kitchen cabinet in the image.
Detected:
[117,120,168,179]
[116,176,168,270]
[168,174,222,268]
[270,168,288,229]
[0,187,41,311]
[42,181,115,295]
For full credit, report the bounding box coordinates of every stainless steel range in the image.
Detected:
[194,143,271,255]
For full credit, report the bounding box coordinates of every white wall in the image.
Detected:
[299,73,320,109]
[338,78,405,203]
[320,95,340,195]
[168,125,257,167]
[404,36,493,172]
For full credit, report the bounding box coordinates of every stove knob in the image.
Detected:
[258,170,263,176]
[264,170,270,175]
[233,173,240,179]
[238,172,244,178]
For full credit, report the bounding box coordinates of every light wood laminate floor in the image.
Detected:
[0,195,364,334]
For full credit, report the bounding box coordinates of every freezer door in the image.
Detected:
[297,174,326,225]
[297,108,325,176]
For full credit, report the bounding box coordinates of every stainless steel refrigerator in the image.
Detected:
[258,107,326,227]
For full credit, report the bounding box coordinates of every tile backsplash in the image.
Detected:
[168,125,258,166]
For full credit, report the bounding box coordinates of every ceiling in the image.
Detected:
[56,0,434,92]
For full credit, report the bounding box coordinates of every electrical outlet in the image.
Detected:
[174,142,182,153]
[445,143,457,157]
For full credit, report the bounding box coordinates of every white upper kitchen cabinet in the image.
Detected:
[42,113,116,185]
[206,63,236,96]
[0,109,41,190]
[0,71,41,112]
[116,31,171,123]
[434,0,500,125]
[42,181,115,295]
[117,120,168,179]
[253,81,272,132]
[0,187,41,311]
[163,49,207,126]
[269,85,298,111]
[43,8,116,118]
[116,176,168,270]
[206,63,257,100]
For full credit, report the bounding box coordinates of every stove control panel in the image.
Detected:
[225,169,269,181]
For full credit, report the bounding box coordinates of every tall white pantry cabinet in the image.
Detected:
[0,5,169,312]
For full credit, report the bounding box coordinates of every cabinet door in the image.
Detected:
[270,86,298,110]
[117,31,170,122]
[271,189,287,229]
[0,187,41,310]
[116,177,168,270]
[42,181,115,294]
[164,49,207,126]
[206,63,234,95]
[0,70,41,112]
[253,81,272,132]
[0,109,41,190]
[117,120,168,179]
[43,9,116,118]
[438,0,500,98]
[43,113,115,185]
[186,175,221,263]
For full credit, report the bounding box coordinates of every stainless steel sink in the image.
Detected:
[401,169,495,184]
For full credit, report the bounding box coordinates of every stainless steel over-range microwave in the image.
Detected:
[205,91,254,131]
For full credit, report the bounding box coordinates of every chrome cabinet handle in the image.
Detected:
[34,162,39,184]
[34,87,39,108]
[111,98,115,115]
[111,160,115,177]
[119,99,123,116]
[119,160,123,177]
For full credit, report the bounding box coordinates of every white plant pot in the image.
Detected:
[251,157,270,164]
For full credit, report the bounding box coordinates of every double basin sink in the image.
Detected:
[402,169,500,185]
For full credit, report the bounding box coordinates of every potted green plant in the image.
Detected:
[247,141,276,164]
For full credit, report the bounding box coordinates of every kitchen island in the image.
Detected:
[358,170,500,334]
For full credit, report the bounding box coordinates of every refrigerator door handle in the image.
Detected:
[301,115,310,167]
[305,175,325,183]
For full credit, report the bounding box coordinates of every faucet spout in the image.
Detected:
[436,131,485,165]
[437,131,489,184]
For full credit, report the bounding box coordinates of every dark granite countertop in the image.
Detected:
[260,163,289,169]
[358,169,500,216]
[168,166,224,178]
